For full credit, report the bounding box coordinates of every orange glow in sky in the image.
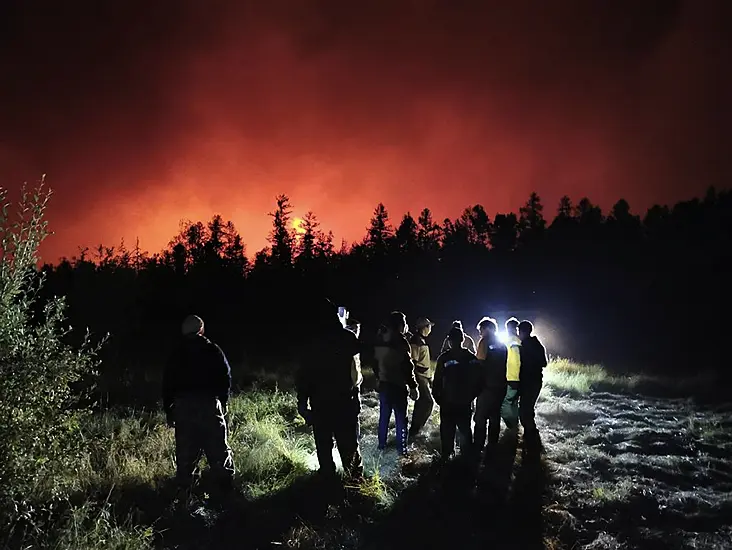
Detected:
[291,217,306,235]
[1,1,730,263]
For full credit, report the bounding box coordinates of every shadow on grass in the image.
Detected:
[362,436,551,550]
[89,469,379,550]
[85,433,552,550]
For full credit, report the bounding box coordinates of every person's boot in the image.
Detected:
[481,441,498,466]
[210,477,235,510]
[173,483,193,514]
[439,451,451,467]
[316,466,340,487]
[504,426,519,444]
[522,429,543,455]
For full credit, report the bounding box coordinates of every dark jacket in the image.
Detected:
[441,333,477,355]
[477,337,509,393]
[374,329,418,390]
[519,336,548,382]
[433,347,483,406]
[162,334,231,417]
[296,327,362,411]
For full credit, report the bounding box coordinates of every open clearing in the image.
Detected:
[155,369,732,549]
[352,380,732,550]
[536,387,732,549]
[30,362,731,550]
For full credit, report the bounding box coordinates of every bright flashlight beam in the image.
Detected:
[497,331,509,345]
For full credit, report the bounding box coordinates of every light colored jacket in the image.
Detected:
[410,333,433,379]
[506,334,521,382]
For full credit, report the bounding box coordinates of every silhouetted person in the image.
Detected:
[374,311,419,455]
[440,320,477,354]
[502,317,522,434]
[296,299,364,481]
[163,315,234,497]
[473,317,508,452]
[433,327,483,461]
[518,320,547,440]
[409,317,436,440]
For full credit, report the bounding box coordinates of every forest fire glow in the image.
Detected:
[2,2,731,549]
[291,217,306,235]
[2,2,729,263]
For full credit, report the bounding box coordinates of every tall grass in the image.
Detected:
[543,358,725,400]
[52,502,155,550]
[227,389,313,497]
[544,358,638,395]
[11,360,716,548]
[72,410,175,494]
[9,390,315,548]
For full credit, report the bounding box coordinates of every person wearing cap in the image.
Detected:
[517,320,548,443]
[296,299,364,480]
[440,320,477,355]
[374,311,419,455]
[473,316,508,453]
[408,317,436,439]
[162,314,235,498]
[433,326,484,461]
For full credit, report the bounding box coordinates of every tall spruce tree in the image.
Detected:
[268,194,295,268]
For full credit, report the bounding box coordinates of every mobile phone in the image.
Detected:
[337,306,348,327]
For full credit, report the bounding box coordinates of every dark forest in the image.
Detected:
[39,188,732,407]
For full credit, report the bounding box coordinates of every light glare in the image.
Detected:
[337,306,348,328]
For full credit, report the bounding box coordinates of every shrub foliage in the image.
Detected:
[0,181,104,535]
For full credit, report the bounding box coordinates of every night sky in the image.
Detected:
[1,0,731,262]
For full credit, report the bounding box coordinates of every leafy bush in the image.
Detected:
[0,181,105,536]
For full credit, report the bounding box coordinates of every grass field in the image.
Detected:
[6,359,731,549]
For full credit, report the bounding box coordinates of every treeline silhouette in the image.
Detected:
[38,189,732,406]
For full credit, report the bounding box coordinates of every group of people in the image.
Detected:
[368,311,548,466]
[161,300,548,498]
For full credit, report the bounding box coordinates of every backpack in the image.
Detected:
[440,351,481,405]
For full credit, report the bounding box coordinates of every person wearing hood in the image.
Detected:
[296,299,364,481]
[408,317,436,440]
[163,315,235,497]
[473,316,508,452]
[433,326,484,461]
[440,320,477,355]
[374,311,419,455]
[518,320,548,440]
